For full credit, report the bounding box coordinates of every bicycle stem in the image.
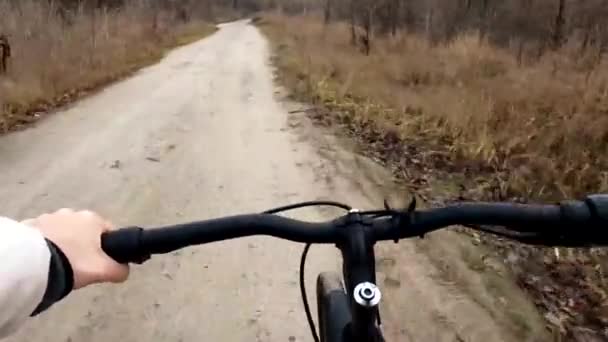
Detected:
[337,211,383,342]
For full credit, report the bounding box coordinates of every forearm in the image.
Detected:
[0,217,73,338]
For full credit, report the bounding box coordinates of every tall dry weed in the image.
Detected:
[261,13,608,199]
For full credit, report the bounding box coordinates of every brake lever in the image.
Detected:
[382,196,418,243]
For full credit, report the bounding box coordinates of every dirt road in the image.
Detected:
[0,21,545,341]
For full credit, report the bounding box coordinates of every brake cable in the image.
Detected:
[262,201,352,342]
[263,201,351,214]
[463,223,545,240]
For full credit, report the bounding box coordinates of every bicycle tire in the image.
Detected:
[316,272,351,342]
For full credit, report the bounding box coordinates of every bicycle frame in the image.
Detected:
[335,211,384,342]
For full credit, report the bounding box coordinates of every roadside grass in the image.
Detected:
[258,13,608,200]
[0,0,216,132]
[258,13,608,341]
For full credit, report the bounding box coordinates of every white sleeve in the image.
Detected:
[0,217,50,339]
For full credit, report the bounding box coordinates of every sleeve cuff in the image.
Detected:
[0,217,50,337]
[31,239,74,316]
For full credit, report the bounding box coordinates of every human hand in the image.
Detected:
[23,209,129,289]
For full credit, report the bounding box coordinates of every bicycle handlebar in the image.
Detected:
[102,194,608,264]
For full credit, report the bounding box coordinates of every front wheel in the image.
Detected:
[316,272,351,342]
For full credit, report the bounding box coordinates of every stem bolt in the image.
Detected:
[354,282,381,307]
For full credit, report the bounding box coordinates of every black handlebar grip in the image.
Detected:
[101,227,151,264]
[557,194,608,245]
[586,194,608,224]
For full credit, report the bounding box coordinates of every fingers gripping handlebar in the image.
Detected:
[101,194,608,264]
[102,227,148,264]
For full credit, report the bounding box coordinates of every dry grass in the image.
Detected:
[259,13,608,200]
[0,0,216,131]
[259,13,608,340]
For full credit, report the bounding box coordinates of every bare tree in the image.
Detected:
[551,0,566,49]
[0,34,10,74]
[324,0,331,24]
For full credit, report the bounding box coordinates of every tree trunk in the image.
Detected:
[479,0,490,42]
[324,0,331,25]
[362,5,373,55]
[425,7,434,41]
[0,35,10,75]
[403,0,413,30]
[551,0,566,49]
[517,39,525,66]
[390,0,399,36]
[90,7,97,67]
[350,1,357,45]
[580,23,591,55]
[152,4,159,33]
